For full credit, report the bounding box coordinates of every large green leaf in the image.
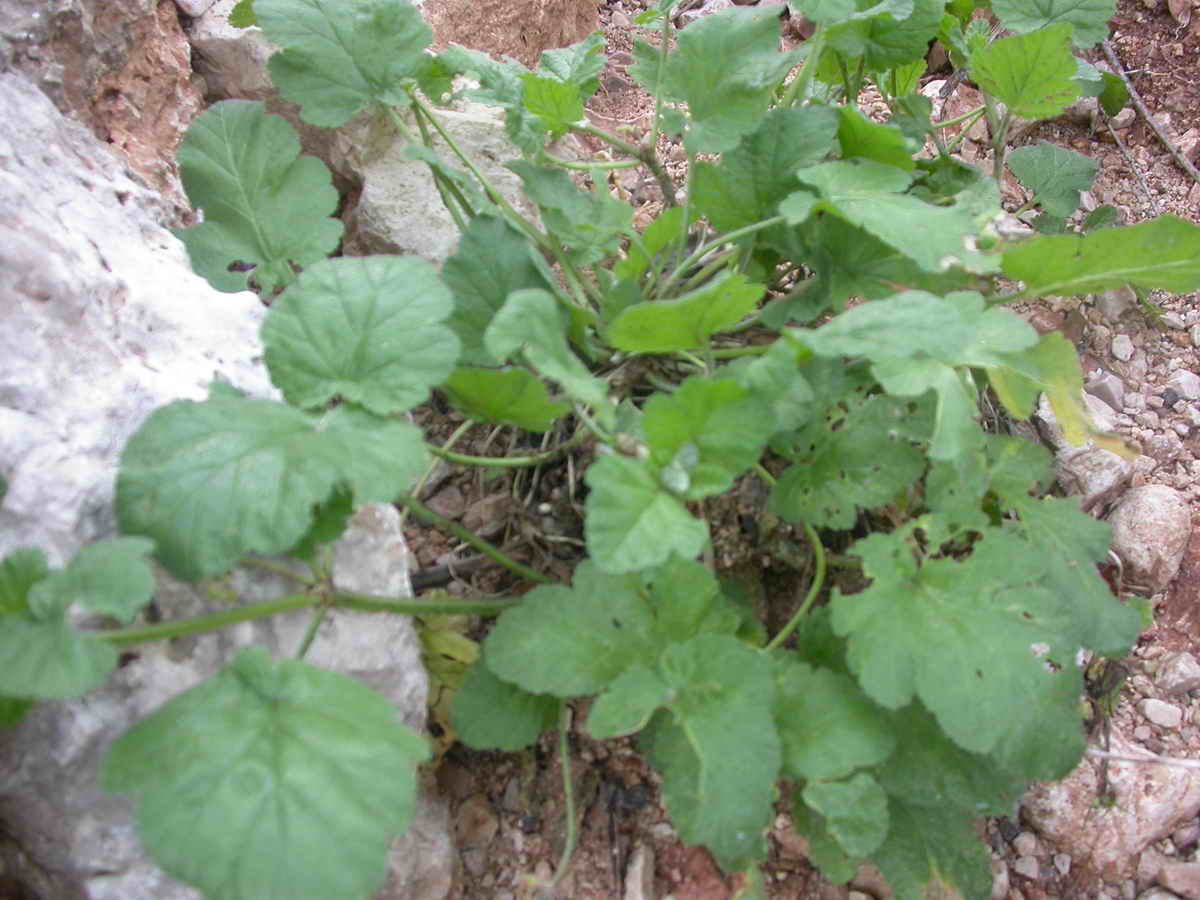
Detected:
[790,0,913,28]
[485,289,612,424]
[1002,215,1200,297]
[450,662,560,750]
[0,613,116,700]
[588,664,672,739]
[873,797,994,900]
[262,256,459,415]
[258,0,434,126]
[773,658,896,780]
[969,24,1079,120]
[442,215,555,367]
[584,455,709,573]
[27,538,156,624]
[101,648,429,900]
[643,635,780,870]
[792,160,1000,272]
[837,106,916,171]
[116,386,427,581]
[802,774,889,858]
[521,75,584,136]
[508,161,631,265]
[691,106,840,231]
[607,273,765,352]
[483,563,659,696]
[1007,141,1098,218]
[992,0,1114,46]
[831,528,1116,756]
[769,392,929,529]
[823,0,945,70]
[653,7,800,153]
[538,32,606,98]
[173,101,342,294]
[0,548,48,615]
[643,377,776,499]
[441,367,569,432]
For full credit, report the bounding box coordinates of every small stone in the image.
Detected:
[1191,324,1200,348]
[1087,370,1127,412]
[1014,831,1041,856]
[1096,287,1136,321]
[1135,724,1154,741]
[1162,312,1188,329]
[1013,855,1040,879]
[1159,861,1200,898]
[1126,392,1147,412]
[1113,334,1136,361]
[426,484,466,519]
[1167,370,1200,400]
[991,859,1010,900]
[1175,422,1192,438]
[623,843,655,900]
[1158,653,1200,697]
[1055,853,1072,876]
[1139,698,1183,729]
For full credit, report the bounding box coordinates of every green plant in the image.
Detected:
[5,0,1200,896]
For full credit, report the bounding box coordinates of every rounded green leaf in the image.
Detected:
[117,388,427,581]
[101,648,430,900]
[263,256,460,415]
[451,662,560,751]
[442,367,569,432]
[174,101,342,294]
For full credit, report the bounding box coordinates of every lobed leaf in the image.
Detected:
[173,101,343,294]
[992,0,1114,46]
[588,664,672,739]
[969,25,1080,119]
[823,0,945,70]
[443,215,556,367]
[27,537,156,624]
[116,386,427,581]
[654,7,801,153]
[508,161,631,265]
[872,797,994,900]
[801,774,889,858]
[262,256,460,415]
[644,635,780,870]
[643,377,776,499]
[584,455,709,573]
[450,662,560,750]
[0,613,117,700]
[691,106,840,231]
[607,273,765,352]
[1007,141,1098,218]
[1002,215,1200,297]
[258,0,434,126]
[102,648,429,900]
[442,367,569,432]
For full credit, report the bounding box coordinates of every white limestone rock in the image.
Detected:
[0,72,450,900]
[1109,484,1192,594]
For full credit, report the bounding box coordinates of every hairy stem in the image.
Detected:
[429,428,589,468]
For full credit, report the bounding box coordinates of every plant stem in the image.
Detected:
[779,27,825,108]
[429,428,589,468]
[574,123,678,206]
[543,153,642,172]
[658,216,787,296]
[239,556,317,585]
[95,590,521,649]
[709,344,772,359]
[408,92,551,251]
[546,704,578,895]
[765,521,827,651]
[295,604,329,659]
[397,494,555,584]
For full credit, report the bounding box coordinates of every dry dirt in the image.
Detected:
[411,0,1200,896]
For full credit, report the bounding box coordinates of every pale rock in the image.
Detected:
[1190,324,1200,348]
[1114,334,1137,361]
[1112,108,1137,129]
[1055,853,1072,876]
[1127,392,1148,412]
[0,73,451,899]
[330,105,540,264]
[0,0,201,205]
[1167,371,1200,401]
[1162,312,1189,330]
[174,0,217,15]
[1156,652,1200,697]
[1014,831,1041,856]
[623,843,656,900]
[1141,890,1186,900]
[1139,698,1184,729]
[1013,855,1040,879]
[186,0,278,101]
[1160,861,1200,900]
[991,859,1010,900]
[1056,447,1133,514]
[1023,731,1200,881]
[1109,485,1192,593]
[1099,289,1132,324]
[1088,370,1128,412]
[1037,391,1121,450]
[1145,430,1185,464]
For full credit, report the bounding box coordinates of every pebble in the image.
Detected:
[1162,312,1188,329]
[1014,831,1040,856]
[1139,698,1184,729]
[1167,370,1200,400]
[1157,652,1200,697]
[1055,853,1072,876]
[1013,856,1040,879]
[1113,334,1136,361]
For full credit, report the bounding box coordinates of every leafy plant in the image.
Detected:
[5,0,1200,896]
